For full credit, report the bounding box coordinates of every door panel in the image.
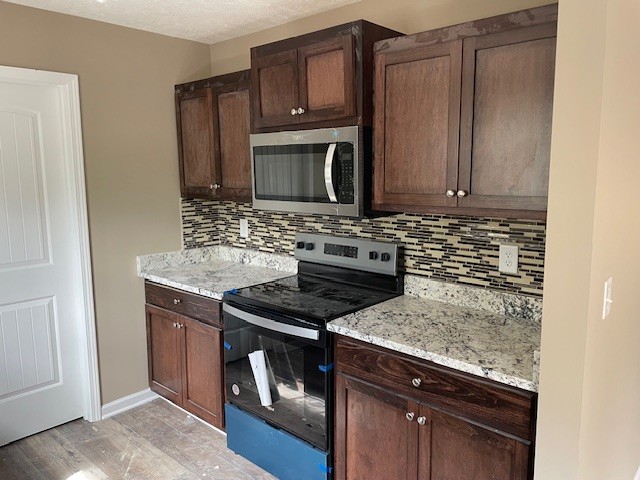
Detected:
[252,49,299,129]
[217,88,252,201]
[181,316,224,429]
[335,374,418,480]
[0,78,85,446]
[298,34,356,123]
[176,88,217,197]
[0,298,57,397]
[0,111,49,267]
[146,305,182,404]
[458,23,556,211]
[373,41,462,211]
[419,407,530,480]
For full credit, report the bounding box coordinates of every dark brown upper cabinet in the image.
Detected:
[250,21,402,133]
[372,4,557,220]
[175,70,252,202]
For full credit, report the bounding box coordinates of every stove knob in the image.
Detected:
[305,242,315,251]
[381,252,391,262]
[369,251,379,260]
[296,241,306,249]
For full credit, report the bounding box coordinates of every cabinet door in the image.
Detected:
[215,80,252,202]
[146,305,182,404]
[176,88,219,198]
[372,41,462,212]
[297,34,356,124]
[458,23,556,212]
[180,316,224,430]
[335,374,418,480]
[251,49,299,129]
[418,407,531,480]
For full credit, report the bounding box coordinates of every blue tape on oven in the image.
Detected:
[318,464,333,473]
[318,363,334,373]
[224,288,238,294]
[224,341,233,350]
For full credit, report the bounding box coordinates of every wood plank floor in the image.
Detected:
[0,398,276,479]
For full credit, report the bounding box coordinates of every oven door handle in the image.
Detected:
[223,303,320,341]
[324,143,338,203]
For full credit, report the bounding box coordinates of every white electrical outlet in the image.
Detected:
[602,276,613,320]
[498,244,518,274]
[239,218,249,239]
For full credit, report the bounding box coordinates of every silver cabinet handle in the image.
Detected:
[417,416,427,426]
[405,412,415,421]
[172,322,178,328]
[173,298,181,305]
[446,190,456,198]
[290,108,297,116]
[411,378,421,387]
[179,323,184,329]
[213,184,220,190]
[323,143,338,203]
[457,190,468,198]
[297,107,305,114]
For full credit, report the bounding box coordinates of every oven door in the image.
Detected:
[250,126,361,217]
[222,301,331,451]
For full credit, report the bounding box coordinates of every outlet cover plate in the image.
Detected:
[499,244,518,274]
[239,218,249,239]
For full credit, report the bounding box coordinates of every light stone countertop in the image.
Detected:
[328,294,541,392]
[138,245,541,391]
[137,246,296,300]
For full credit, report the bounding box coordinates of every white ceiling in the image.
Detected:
[4,0,360,44]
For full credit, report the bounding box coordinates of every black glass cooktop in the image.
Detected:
[227,274,400,321]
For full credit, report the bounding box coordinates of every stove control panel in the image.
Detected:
[294,233,399,276]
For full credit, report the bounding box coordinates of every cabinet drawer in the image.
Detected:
[335,337,536,441]
[145,282,221,327]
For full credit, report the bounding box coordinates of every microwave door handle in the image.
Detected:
[223,303,320,341]
[324,143,338,203]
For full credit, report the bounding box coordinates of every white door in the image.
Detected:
[0,68,95,445]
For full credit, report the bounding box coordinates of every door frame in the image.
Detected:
[0,65,101,422]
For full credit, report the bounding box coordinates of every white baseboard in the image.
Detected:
[101,388,159,419]
[155,396,226,437]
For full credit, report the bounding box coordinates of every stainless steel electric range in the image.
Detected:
[222,233,403,480]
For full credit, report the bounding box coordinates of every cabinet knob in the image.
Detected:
[173,298,181,305]
[290,108,297,116]
[411,378,421,388]
[297,107,305,115]
[405,412,415,421]
[179,323,184,329]
[457,190,468,198]
[417,416,427,426]
[446,190,456,198]
[213,184,220,190]
[172,322,178,328]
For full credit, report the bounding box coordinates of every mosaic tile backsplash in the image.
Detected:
[181,199,546,297]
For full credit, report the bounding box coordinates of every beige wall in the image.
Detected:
[537,0,640,478]
[578,0,640,477]
[0,1,211,404]
[209,0,551,75]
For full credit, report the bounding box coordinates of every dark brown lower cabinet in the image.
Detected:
[335,337,536,480]
[145,282,224,430]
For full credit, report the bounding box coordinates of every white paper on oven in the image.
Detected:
[248,350,272,407]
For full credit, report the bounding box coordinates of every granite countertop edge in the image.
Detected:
[328,322,536,392]
[139,272,226,300]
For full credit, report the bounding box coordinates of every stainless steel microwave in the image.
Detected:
[250,126,364,217]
